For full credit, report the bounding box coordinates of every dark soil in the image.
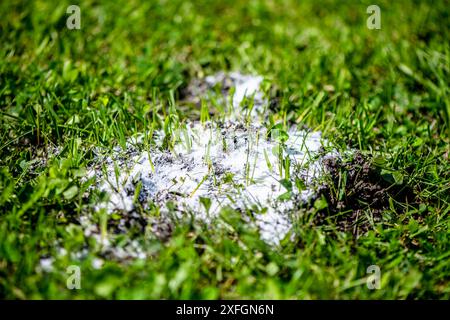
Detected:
[317,152,415,236]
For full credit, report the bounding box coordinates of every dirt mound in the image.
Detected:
[318,152,412,236]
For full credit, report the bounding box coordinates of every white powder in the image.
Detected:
[88,72,338,247]
[39,257,54,273]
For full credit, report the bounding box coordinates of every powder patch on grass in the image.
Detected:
[87,72,340,248]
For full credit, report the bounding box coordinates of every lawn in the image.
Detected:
[0,0,449,299]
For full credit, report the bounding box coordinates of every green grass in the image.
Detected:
[0,0,449,299]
